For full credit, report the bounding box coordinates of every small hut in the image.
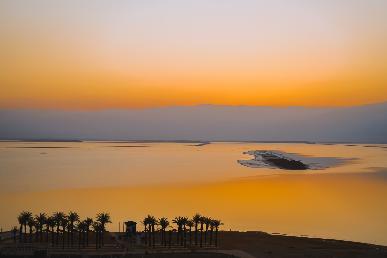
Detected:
[124,221,137,237]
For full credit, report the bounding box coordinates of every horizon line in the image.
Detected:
[1,101,386,112]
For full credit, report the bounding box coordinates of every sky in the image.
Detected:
[1,0,387,109]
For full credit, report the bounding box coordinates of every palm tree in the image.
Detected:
[147,215,157,248]
[212,219,223,247]
[76,221,85,249]
[143,215,156,247]
[68,211,79,247]
[192,214,201,246]
[203,217,211,245]
[142,217,150,246]
[84,218,93,247]
[66,223,72,247]
[199,216,205,247]
[158,217,169,247]
[172,216,183,246]
[91,222,101,249]
[186,220,194,246]
[27,217,36,243]
[35,213,47,242]
[209,219,215,246]
[17,213,24,243]
[181,217,189,247]
[46,216,55,245]
[53,212,65,246]
[60,215,68,249]
[96,212,112,246]
[18,211,32,243]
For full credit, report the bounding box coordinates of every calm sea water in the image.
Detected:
[0,141,386,245]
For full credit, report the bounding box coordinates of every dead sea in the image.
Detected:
[0,141,386,246]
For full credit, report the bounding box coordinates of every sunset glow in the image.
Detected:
[1,0,386,109]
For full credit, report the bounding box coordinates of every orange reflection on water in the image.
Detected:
[1,171,386,245]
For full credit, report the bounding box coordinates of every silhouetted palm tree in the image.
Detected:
[199,216,205,247]
[142,217,150,246]
[17,213,24,243]
[35,213,47,242]
[96,212,112,246]
[143,215,156,247]
[60,215,68,249]
[46,216,55,245]
[204,217,211,245]
[76,221,86,248]
[212,219,223,247]
[192,213,201,246]
[158,217,169,247]
[172,216,183,246]
[181,217,189,247]
[53,212,65,246]
[84,217,93,247]
[147,215,157,248]
[209,219,215,246]
[186,220,194,245]
[27,217,35,243]
[13,210,223,250]
[68,211,79,247]
[18,211,32,243]
[91,222,101,249]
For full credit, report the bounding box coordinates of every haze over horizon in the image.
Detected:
[1,102,386,142]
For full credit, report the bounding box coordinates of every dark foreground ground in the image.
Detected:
[218,231,387,258]
[1,231,386,258]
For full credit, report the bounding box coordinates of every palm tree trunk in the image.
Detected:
[71,226,73,247]
[51,227,55,246]
[209,229,213,246]
[35,228,38,242]
[95,230,98,249]
[189,228,192,246]
[148,225,151,247]
[200,225,203,247]
[78,230,81,249]
[176,227,180,246]
[86,229,89,246]
[56,226,59,245]
[194,225,198,245]
[144,227,147,245]
[168,230,172,248]
[215,228,218,247]
[19,225,22,243]
[46,227,49,243]
[183,226,187,247]
[29,227,33,243]
[24,224,27,243]
[152,225,155,248]
[67,229,70,247]
[62,229,65,249]
[161,229,164,246]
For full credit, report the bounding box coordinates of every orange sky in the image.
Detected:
[1,0,386,109]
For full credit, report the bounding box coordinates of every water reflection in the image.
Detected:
[0,142,386,245]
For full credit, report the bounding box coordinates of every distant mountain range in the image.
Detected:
[1,103,386,143]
